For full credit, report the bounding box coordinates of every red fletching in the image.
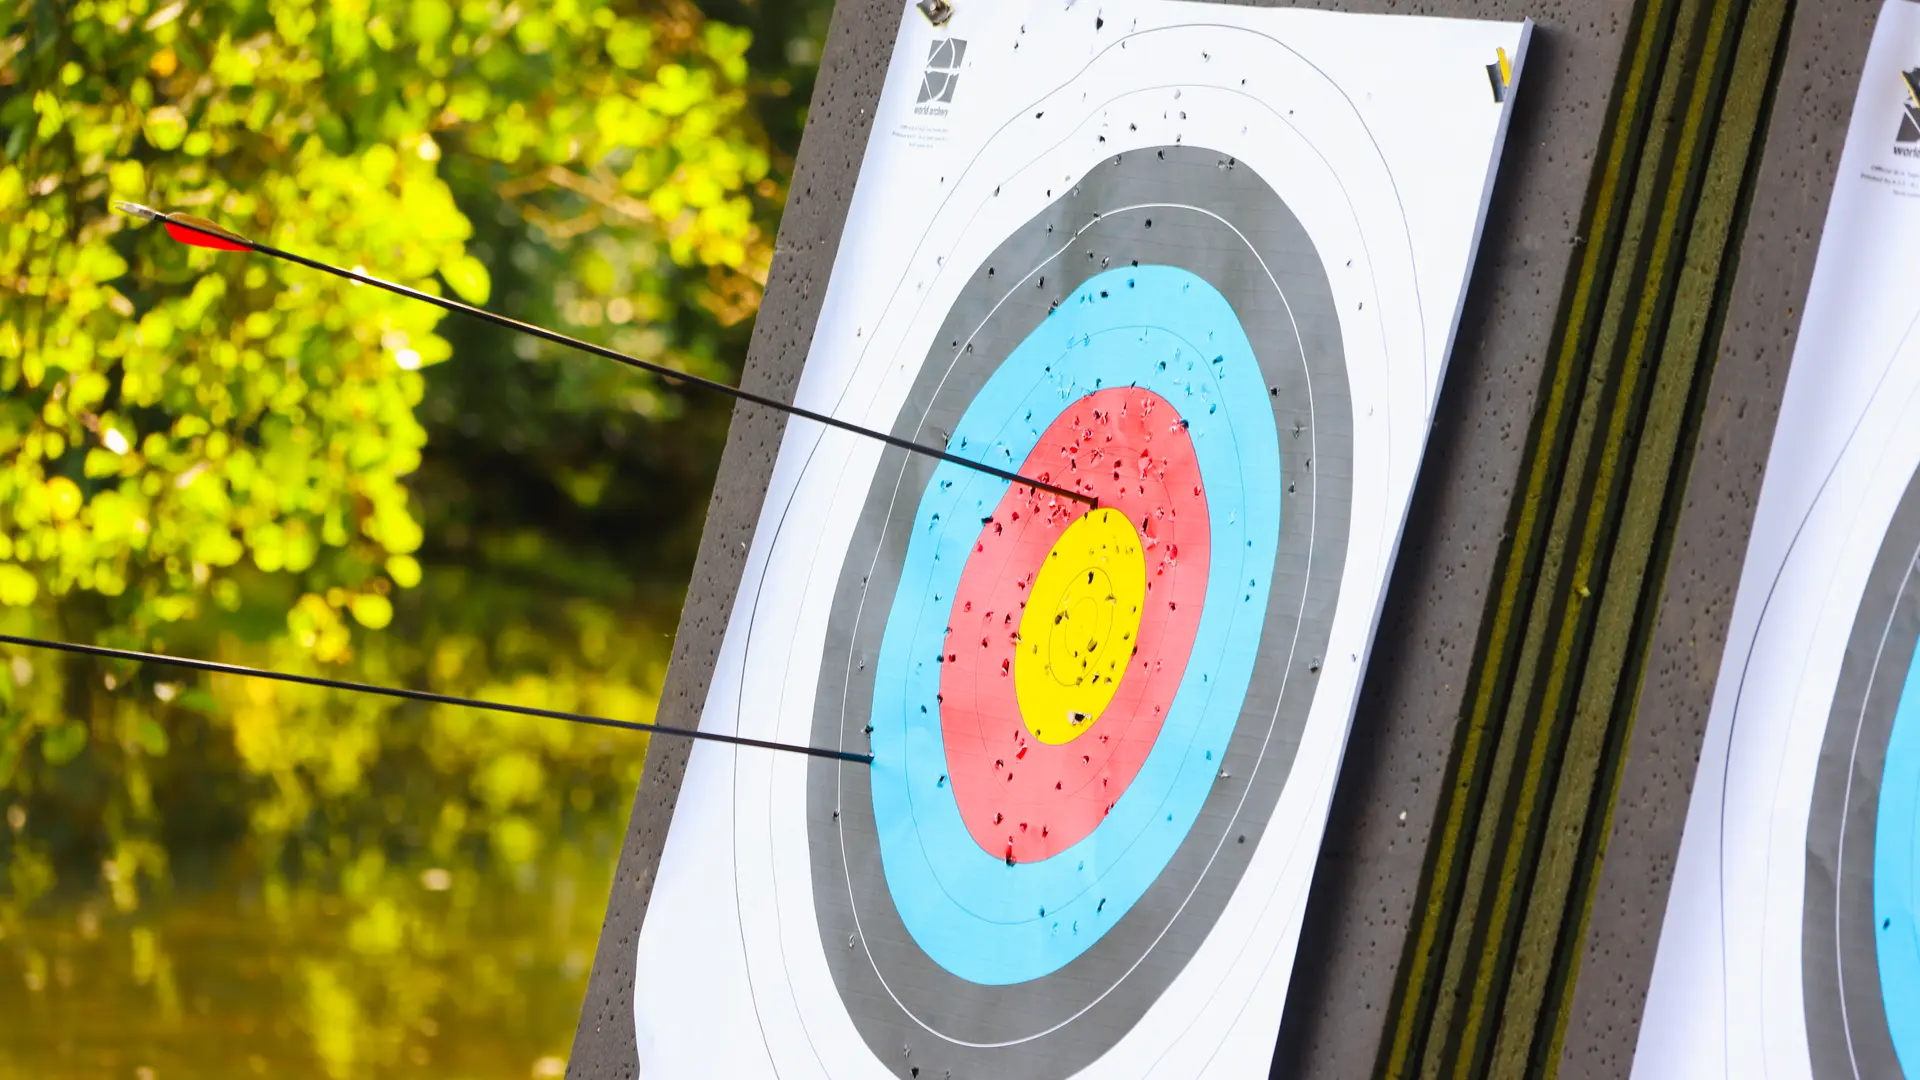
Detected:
[164,215,251,251]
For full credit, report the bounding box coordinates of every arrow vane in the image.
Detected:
[111,201,1096,508]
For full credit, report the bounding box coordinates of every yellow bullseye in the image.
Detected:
[1015,508,1148,744]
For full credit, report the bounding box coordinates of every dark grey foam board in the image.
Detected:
[1555,4,1885,1078]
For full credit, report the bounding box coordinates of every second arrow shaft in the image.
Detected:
[125,205,1095,508]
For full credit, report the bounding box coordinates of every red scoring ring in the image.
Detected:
[940,387,1210,863]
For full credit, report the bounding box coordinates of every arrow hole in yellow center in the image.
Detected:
[1015,508,1149,745]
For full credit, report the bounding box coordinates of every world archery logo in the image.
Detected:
[1899,67,1920,144]
[917,38,967,106]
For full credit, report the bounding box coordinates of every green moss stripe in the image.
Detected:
[1382,1,1797,1077]
[1451,1,1742,1068]
[1380,0,1676,1073]
[1494,3,1793,1075]
[1421,2,1719,1073]
[1532,3,1796,1073]
[1374,0,1674,1068]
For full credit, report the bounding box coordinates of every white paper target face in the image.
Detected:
[634,3,1528,1077]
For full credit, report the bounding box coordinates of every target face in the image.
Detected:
[625,6,1527,1077]
[1805,462,1920,1080]
[808,146,1350,1075]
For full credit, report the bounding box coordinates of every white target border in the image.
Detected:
[634,6,1528,1078]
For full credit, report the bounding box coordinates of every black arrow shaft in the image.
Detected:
[0,633,871,765]
[147,211,1094,507]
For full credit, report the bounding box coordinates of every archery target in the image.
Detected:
[628,6,1527,1077]
[808,146,1350,1076]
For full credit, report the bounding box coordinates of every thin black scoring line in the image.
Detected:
[837,275,1292,1042]
[887,320,1260,928]
[827,208,1323,1050]
[845,296,1303,1047]
[837,329,1194,932]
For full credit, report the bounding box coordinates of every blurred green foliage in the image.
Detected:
[0,0,833,1073]
[1,0,778,649]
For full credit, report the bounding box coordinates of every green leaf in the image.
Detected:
[135,718,171,756]
[385,554,422,589]
[491,815,540,865]
[41,720,88,765]
[176,689,219,714]
[607,22,653,69]
[107,160,146,200]
[32,91,64,139]
[142,105,187,150]
[441,254,491,305]
[350,593,394,629]
[513,12,555,53]
[0,565,38,607]
[410,0,453,40]
[0,0,799,940]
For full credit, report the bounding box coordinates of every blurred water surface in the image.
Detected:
[4,794,621,1079]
